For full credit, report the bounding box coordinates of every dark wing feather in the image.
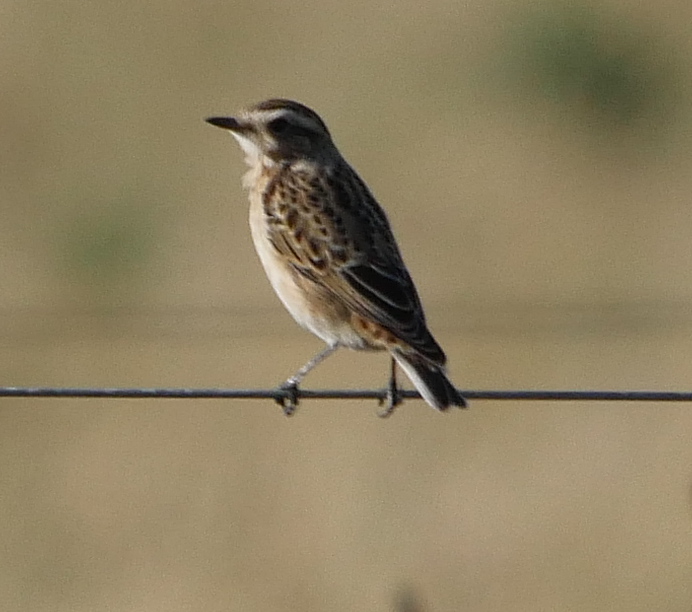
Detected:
[263,162,446,365]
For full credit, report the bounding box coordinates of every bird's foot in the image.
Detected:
[276,380,300,416]
[377,378,403,419]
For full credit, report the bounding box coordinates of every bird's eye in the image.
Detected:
[269,118,290,134]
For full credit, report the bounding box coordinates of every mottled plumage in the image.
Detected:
[206,99,465,414]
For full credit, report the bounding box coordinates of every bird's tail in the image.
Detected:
[392,350,466,411]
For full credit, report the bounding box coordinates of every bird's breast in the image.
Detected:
[248,191,367,349]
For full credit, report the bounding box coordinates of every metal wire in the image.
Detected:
[1,387,691,402]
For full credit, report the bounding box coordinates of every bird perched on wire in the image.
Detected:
[206,99,465,416]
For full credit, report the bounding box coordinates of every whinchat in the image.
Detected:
[206,99,465,415]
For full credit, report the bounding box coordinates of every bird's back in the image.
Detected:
[258,157,447,366]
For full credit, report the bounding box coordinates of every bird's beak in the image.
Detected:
[205,116,250,133]
[206,115,262,160]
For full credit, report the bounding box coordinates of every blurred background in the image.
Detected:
[2,0,692,610]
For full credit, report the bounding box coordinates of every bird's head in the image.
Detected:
[206,99,337,166]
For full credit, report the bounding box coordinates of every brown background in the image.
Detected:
[2,1,692,610]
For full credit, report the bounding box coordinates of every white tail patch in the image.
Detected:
[392,352,446,411]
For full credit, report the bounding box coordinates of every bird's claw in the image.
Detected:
[276,380,300,416]
[377,381,403,418]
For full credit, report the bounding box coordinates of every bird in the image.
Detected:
[206,99,466,416]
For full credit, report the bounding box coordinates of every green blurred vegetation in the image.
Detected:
[505,4,679,135]
[58,196,156,304]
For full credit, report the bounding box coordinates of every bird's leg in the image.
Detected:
[286,344,340,387]
[377,356,402,418]
[277,344,339,415]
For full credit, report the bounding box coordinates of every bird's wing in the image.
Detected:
[263,164,446,365]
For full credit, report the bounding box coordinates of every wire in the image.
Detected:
[0,387,691,402]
